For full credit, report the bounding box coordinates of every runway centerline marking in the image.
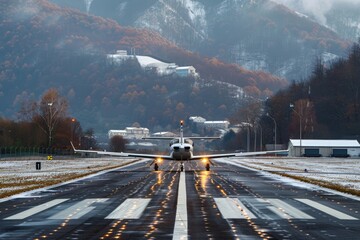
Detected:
[173,171,188,240]
[105,198,151,219]
[5,199,69,220]
[296,199,358,220]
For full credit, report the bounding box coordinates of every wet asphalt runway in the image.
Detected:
[1,159,360,239]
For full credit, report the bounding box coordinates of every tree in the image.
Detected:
[109,135,127,152]
[81,128,97,150]
[33,89,69,147]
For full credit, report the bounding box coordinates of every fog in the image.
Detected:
[272,0,360,25]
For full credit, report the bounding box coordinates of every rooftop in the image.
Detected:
[290,139,360,148]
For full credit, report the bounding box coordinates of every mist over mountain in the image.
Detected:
[51,0,351,80]
[0,0,287,132]
[272,0,360,42]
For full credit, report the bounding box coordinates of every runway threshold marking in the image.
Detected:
[266,199,314,219]
[214,198,256,219]
[4,199,69,220]
[296,199,358,220]
[105,198,151,219]
[172,171,188,240]
[49,198,108,219]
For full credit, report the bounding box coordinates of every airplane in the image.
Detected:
[71,120,288,171]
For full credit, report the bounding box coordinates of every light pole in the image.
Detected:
[48,102,53,147]
[254,121,263,151]
[266,113,277,152]
[290,103,302,157]
[258,123,263,151]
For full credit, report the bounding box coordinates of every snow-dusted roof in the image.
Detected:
[176,66,195,70]
[136,56,166,68]
[290,139,360,148]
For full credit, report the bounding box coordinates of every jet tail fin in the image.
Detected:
[180,120,184,144]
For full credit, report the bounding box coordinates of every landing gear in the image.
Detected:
[206,163,210,171]
[180,163,184,172]
[154,163,159,171]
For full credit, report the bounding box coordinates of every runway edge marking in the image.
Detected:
[172,171,188,240]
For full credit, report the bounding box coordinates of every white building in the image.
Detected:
[107,50,198,77]
[204,121,230,130]
[189,116,206,124]
[108,127,150,140]
[288,139,360,157]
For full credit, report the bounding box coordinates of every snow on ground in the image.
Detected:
[217,157,360,193]
[2,156,360,199]
[0,157,139,199]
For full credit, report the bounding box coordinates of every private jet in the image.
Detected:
[71,121,287,171]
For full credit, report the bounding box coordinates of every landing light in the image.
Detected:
[202,158,208,163]
[156,158,163,163]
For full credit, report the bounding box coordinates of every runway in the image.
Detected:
[1,159,359,239]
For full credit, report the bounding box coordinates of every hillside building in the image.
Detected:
[175,66,197,77]
[107,50,198,77]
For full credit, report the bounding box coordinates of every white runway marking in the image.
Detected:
[267,199,314,219]
[5,199,69,220]
[105,198,151,219]
[172,172,188,240]
[215,198,257,219]
[296,199,358,220]
[49,198,108,219]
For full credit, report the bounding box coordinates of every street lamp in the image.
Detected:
[290,103,302,157]
[266,113,277,152]
[71,118,76,143]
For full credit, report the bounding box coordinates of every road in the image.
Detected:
[1,159,360,239]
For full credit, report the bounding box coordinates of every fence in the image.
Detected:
[0,147,74,160]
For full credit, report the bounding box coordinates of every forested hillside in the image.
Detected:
[0,0,287,132]
[266,42,360,142]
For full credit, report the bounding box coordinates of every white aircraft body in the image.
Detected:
[71,121,287,171]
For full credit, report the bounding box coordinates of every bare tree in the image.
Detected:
[34,89,68,147]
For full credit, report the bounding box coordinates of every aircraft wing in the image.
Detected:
[70,142,173,160]
[191,149,288,160]
[142,137,220,140]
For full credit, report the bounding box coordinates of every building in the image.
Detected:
[107,51,198,78]
[288,139,360,157]
[204,121,230,130]
[175,66,197,77]
[189,116,206,123]
[108,127,150,140]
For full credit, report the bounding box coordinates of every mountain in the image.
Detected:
[0,0,286,132]
[50,0,352,80]
[272,0,360,42]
